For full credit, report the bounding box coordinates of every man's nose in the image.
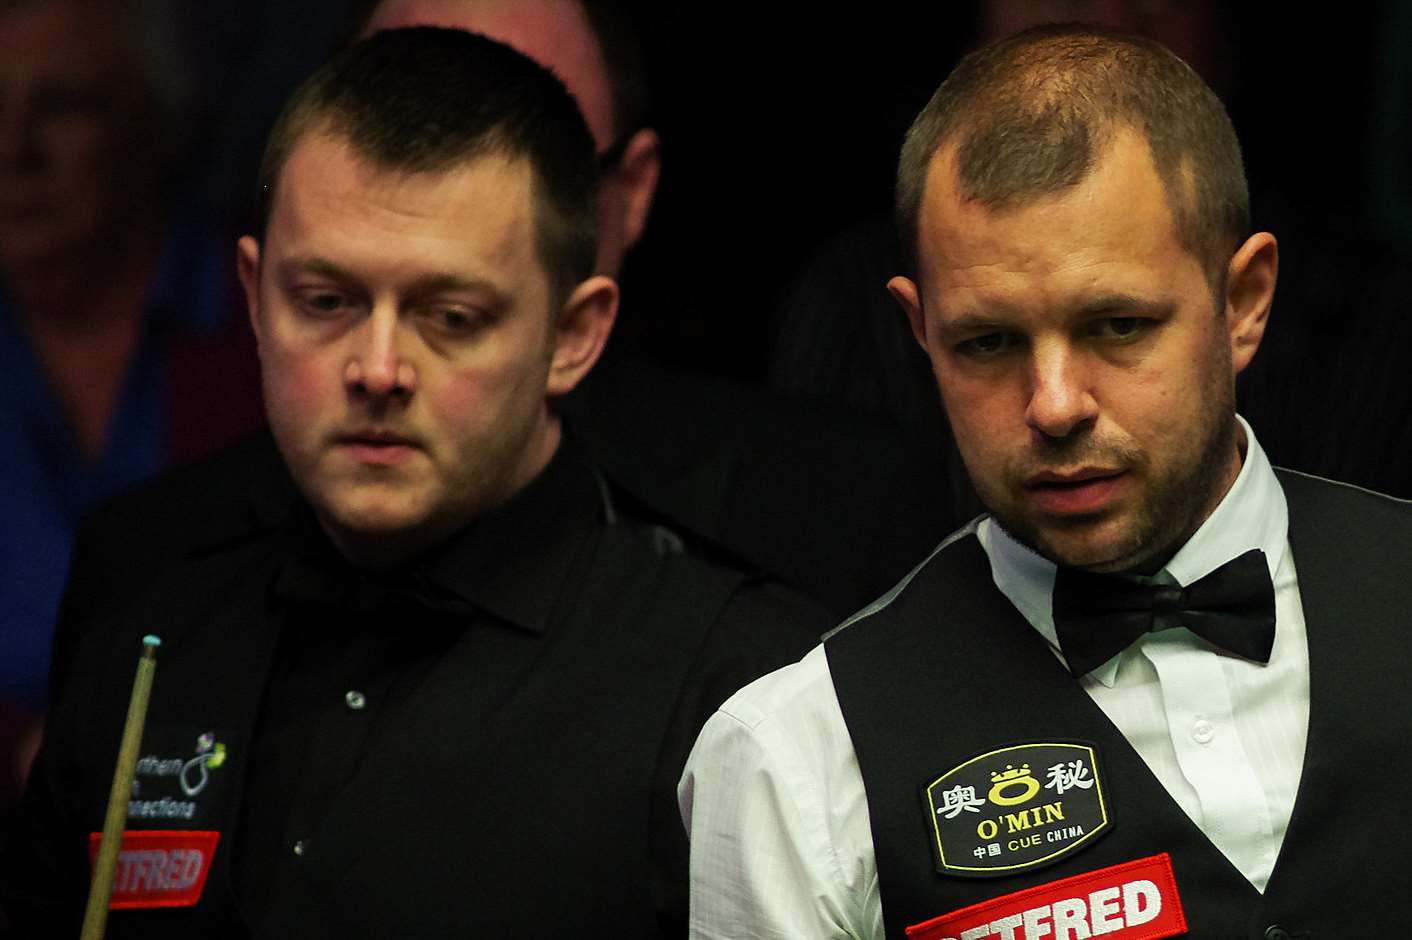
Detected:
[1024,344,1098,441]
[344,307,416,400]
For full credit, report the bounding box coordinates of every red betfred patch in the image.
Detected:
[906,853,1186,940]
[87,830,220,909]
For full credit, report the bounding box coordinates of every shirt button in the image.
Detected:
[1191,719,1215,744]
[293,839,308,857]
[1264,927,1292,940]
[345,690,367,710]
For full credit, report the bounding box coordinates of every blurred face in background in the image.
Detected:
[363,0,660,278]
[0,0,168,275]
[365,0,614,146]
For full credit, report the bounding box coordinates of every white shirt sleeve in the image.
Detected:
[679,646,884,940]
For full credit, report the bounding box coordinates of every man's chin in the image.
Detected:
[998,510,1152,573]
[312,495,437,562]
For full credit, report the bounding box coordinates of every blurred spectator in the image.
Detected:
[0,0,261,792]
[355,0,662,280]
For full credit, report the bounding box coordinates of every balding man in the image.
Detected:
[682,25,1412,939]
[361,0,660,278]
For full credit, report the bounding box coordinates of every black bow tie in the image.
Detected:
[1051,548,1276,678]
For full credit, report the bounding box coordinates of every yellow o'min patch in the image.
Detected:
[922,740,1112,878]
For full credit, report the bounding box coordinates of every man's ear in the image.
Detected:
[236,235,262,343]
[612,129,661,251]
[546,275,618,397]
[888,275,928,350]
[1224,232,1278,375]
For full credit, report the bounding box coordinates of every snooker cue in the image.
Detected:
[80,635,161,940]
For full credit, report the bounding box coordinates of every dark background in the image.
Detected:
[189,2,1412,379]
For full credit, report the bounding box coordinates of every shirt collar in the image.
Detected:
[978,416,1288,686]
[421,439,602,634]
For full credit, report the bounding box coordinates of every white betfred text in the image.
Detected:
[944,878,1162,940]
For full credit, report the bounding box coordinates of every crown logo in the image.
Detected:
[987,762,1041,806]
[990,763,1032,784]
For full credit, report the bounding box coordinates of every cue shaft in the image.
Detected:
[80,635,161,940]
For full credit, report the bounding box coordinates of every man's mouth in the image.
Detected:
[1022,468,1127,515]
[333,429,420,466]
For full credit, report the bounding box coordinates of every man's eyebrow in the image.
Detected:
[1074,294,1177,318]
[275,256,353,283]
[402,272,507,300]
[935,310,1013,338]
[273,258,508,303]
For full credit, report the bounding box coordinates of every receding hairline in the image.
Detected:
[918,120,1202,235]
[896,25,1249,295]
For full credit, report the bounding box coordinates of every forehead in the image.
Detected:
[267,132,543,287]
[916,131,1201,310]
[365,0,614,149]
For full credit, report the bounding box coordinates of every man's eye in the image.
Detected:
[424,307,486,335]
[1096,317,1146,339]
[297,291,352,318]
[956,332,1014,357]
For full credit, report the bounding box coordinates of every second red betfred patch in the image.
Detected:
[905,852,1187,940]
[87,829,221,909]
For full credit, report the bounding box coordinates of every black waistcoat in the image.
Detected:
[826,470,1412,939]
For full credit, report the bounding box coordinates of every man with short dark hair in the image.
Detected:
[683,25,1412,938]
[1,28,827,937]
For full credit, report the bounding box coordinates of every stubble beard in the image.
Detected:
[982,375,1239,575]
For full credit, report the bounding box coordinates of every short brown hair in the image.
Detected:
[896,24,1248,293]
[256,27,599,304]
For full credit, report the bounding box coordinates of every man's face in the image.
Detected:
[896,131,1252,573]
[239,134,565,565]
[0,0,162,272]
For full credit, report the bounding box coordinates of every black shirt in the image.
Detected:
[2,438,831,937]
[234,445,602,923]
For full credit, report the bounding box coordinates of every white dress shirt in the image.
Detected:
[679,420,1309,939]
